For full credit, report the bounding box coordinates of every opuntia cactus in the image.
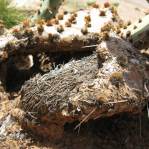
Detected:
[0,3,115,62]
[33,0,64,21]
[33,0,99,20]
[121,15,149,48]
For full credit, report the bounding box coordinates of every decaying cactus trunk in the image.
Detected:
[12,35,148,140]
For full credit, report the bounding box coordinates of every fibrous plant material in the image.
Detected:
[121,15,149,49]
[12,36,148,140]
[0,5,116,62]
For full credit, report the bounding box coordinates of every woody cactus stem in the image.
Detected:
[33,0,63,20]
[121,15,149,48]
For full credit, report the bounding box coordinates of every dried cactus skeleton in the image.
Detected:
[16,36,148,140]
[0,1,148,140]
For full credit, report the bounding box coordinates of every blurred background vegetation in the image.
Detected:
[0,0,25,28]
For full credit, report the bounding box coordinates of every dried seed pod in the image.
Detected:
[123,25,127,29]
[95,93,107,104]
[72,20,77,24]
[112,16,117,22]
[50,18,59,25]
[110,6,117,14]
[101,23,112,32]
[55,19,59,25]
[116,29,121,34]
[92,3,99,8]
[117,55,128,67]
[96,47,109,68]
[104,2,110,8]
[86,23,91,28]
[81,27,88,35]
[64,10,68,15]
[73,13,78,17]
[24,28,34,37]
[84,15,91,22]
[133,25,137,29]
[120,33,124,39]
[118,19,125,28]
[127,21,131,26]
[68,15,76,22]
[138,18,142,23]
[100,11,106,16]
[52,34,60,43]
[101,31,109,40]
[46,20,52,26]
[126,31,131,38]
[65,22,71,27]
[37,25,44,35]
[110,72,124,87]
[57,13,64,20]
[57,25,64,33]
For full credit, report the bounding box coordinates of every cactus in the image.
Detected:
[33,0,64,21]
[121,15,149,48]
[0,4,115,62]
[14,37,147,140]
[33,0,98,20]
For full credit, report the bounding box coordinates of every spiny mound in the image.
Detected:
[15,36,148,140]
